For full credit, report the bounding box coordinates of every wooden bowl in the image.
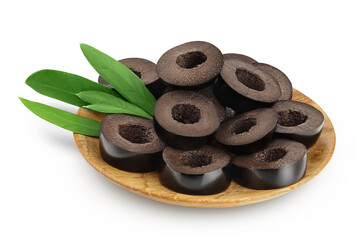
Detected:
[74,89,336,208]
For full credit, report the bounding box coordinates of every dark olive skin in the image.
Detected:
[143,79,166,99]
[274,130,323,149]
[153,118,211,150]
[159,164,232,195]
[99,133,163,173]
[232,158,306,190]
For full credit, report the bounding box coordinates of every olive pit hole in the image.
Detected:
[118,124,152,144]
[181,151,213,168]
[236,68,265,91]
[171,104,201,124]
[176,51,207,69]
[231,117,257,135]
[255,148,287,163]
[278,110,307,127]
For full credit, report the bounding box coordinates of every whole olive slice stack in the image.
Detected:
[92,40,327,197]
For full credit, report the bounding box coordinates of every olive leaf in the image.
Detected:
[77,91,152,119]
[80,44,156,115]
[26,69,119,107]
[19,97,101,137]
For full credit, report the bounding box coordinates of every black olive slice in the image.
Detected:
[98,58,165,99]
[215,108,278,154]
[272,100,324,148]
[213,55,281,113]
[157,41,223,90]
[232,139,307,189]
[154,91,221,150]
[100,114,165,172]
[160,145,231,195]
[253,63,293,100]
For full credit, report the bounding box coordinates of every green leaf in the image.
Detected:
[83,104,152,120]
[26,69,119,107]
[77,91,152,119]
[19,97,101,137]
[80,44,156,115]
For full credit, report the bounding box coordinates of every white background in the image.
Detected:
[1,0,359,239]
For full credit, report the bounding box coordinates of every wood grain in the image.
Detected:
[73,89,336,208]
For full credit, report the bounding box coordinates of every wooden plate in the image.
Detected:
[73,89,336,208]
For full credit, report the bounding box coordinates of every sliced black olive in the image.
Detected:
[272,100,324,148]
[213,54,281,113]
[100,114,165,172]
[154,91,221,150]
[157,41,223,90]
[215,108,278,154]
[232,139,307,189]
[160,145,231,195]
